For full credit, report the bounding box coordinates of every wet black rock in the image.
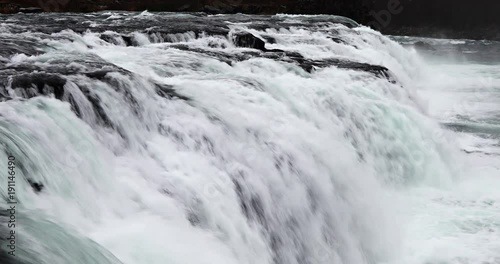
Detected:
[297,58,393,79]
[99,34,136,46]
[84,70,116,80]
[233,32,284,52]
[1,61,190,133]
[10,73,67,99]
[27,179,44,193]
[233,32,267,51]
[169,43,394,81]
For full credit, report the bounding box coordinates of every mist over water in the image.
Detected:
[392,36,500,264]
[0,12,498,264]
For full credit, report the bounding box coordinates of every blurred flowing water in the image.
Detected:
[0,11,497,264]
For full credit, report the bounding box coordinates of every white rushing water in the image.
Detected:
[0,13,498,264]
[396,40,500,264]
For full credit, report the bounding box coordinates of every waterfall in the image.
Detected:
[1,12,487,264]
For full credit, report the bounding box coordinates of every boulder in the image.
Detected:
[233,32,285,52]
[233,32,267,51]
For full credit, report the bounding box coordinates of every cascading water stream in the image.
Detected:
[0,12,497,264]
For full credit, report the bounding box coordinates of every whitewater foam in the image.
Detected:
[0,12,497,264]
